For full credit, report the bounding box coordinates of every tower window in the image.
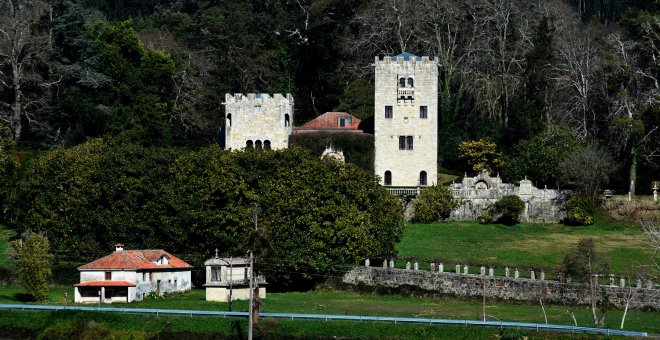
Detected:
[255,140,262,150]
[408,77,414,87]
[385,106,393,119]
[227,113,232,127]
[384,171,392,186]
[399,136,413,150]
[285,114,290,127]
[399,78,405,88]
[246,140,254,149]
[420,106,427,119]
[264,140,271,150]
[420,171,427,186]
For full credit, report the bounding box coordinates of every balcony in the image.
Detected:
[397,88,414,101]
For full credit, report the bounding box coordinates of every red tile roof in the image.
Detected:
[296,112,361,130]
[75,281,136,287]
[78,250,193,271]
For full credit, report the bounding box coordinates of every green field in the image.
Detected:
[0,286,658,333]
[396,217,654,275]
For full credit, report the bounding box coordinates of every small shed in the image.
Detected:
[204,254,266,302]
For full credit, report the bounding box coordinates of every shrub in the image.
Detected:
[413,185,459,223]
[565,195,594,225]
[492,195,525,225]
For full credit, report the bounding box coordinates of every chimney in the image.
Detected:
[114,243,124,252]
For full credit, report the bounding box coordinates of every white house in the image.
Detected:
[74,244,193,303]
[204,253,266,302]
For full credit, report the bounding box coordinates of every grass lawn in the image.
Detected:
[0,286,658,333]
[396,215,654,275]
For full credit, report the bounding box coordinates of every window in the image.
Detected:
[420,106,428,119]
[227,113,232,127]
[384,171,392,186]
[142,272,146,281]
[105,272,112,280]
[246,140,254,149]
[255,140,262,150]
[399,77,405,88]
[338,116,351,127]
[149,272,153,281]
[408,77,414,87]
[420,171,427,186]
[385,106,393,119]
[211,267,221,281]
[264,140,271,150]
[399,136,413,150]
[285,114,290,127]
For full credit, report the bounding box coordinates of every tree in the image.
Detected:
[458,139,503,173]
[0,0,52,140]
[10,231,52,301]
[413,185,459,223]
[641,219,659,274]
[0,123,18,221]
[559,143,615,204]
[563,238,610,328]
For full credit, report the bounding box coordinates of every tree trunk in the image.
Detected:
[629,147,637,196]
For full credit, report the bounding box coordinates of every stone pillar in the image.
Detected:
[382,260,387,268]
[620,277,625,288]
[406,261,411,270]
[413,261,419,271]
[430,262,436,272]
[514,268,519,279]
[439,263,444,273]
[463,265,469,275]
[480,266,485,276]
[628,192,632,201]
[636,278,642,289]
[505,267,510,278]
[488,267,494,277]
[390,259,395,269]
[365,259,370,267]
[609,274,615,286]
[540,271,545,281]
[531,270,535,280]
[654,185,658,202]
[455,264,460,274]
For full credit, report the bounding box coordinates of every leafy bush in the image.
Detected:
[492,195,525,225]
[413,185,459,223]
[565,195,594,225]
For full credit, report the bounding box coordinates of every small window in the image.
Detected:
[339,117,346,127]
[227,113,232,127]
[420,106,428,119]
[399,135,413,150]
[384,171,392,186]
[408,77,414,87]
[385,106,393,119]
[142,272,146,281]
[399,77,405,88]
[285,114,290,127]
[264,140,271,150]
[246,140,254,149]
[149,272,153,281]
[255,140,262,150]
[420,171,427,186]
[105,272,112,280]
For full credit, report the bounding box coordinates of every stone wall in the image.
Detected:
[343,266,659,310]
[224,93,294,150]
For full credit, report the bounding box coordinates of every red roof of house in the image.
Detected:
[296,112,361,130]
[78,249,193,271]
[74,281,136,287]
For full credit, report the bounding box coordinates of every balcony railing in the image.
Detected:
[386,186,421,196]
[397,88,414,100]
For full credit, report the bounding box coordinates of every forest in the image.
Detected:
[1,0,660,282]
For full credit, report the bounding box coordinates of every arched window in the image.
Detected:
[227,113,232,127]
[407,77,414,87]
[284,114,290,127]
[264,140,271,150]
[246,140,254,149]
[399,77,405,88]
[419,171,427,186]
[384,171,392,186]
[255,140,262,150]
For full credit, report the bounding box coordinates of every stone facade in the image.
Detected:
[374,53,438,187]
[449,170,566,222]
[343,266,659,310]
[224,93,294,150]
[204,256,266,302]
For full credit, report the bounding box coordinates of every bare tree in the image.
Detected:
[560,143,615,204]
[0,0,51,141]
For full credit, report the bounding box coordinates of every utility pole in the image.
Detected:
[228,257,233,311]
[248,251,254,340]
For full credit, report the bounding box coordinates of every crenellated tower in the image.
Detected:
[223,93,294,150]
[374,53,438,187]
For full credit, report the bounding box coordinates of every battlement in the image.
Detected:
[224,93,294,105]
[374,53,437,65]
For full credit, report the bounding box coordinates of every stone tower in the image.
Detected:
[374,53,438,187]
[223,93,294,150]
